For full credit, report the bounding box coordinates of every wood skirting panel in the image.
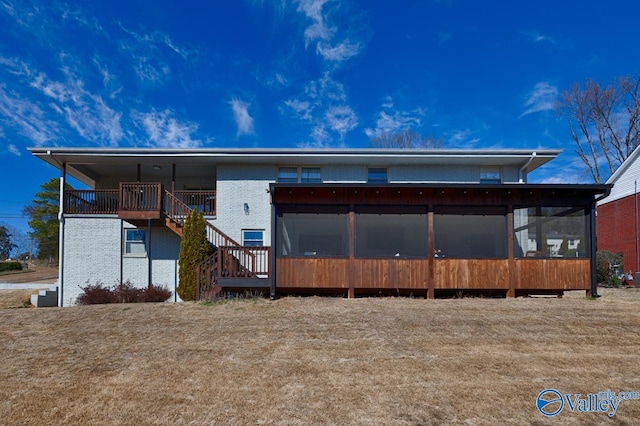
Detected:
[276,258,349,288]
[433,259,510,289]
[351,259,429,289]
[514,259,590,290]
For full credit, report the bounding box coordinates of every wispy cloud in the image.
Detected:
[7,144,20,156]
[229,98,255,136]
[520,82,558,118]
[446,129,481,147]
[523,31,556,44]
[132,108,201,148]
[285,73,358,144]
[296,0,334,46]
[118,24,195,85]
[0,83,58,146]
[29,69,123,146]
[325,105,358,138]
[294,0,366,67]
[316,39,362,62]
[364,96,425,137]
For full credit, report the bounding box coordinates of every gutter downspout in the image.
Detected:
[518,152,537,183]
[48,150,66,307]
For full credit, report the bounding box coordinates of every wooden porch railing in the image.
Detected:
[174,190,216,216]
[119,182,162,211]
[64,189,119,214]
[196,247,271,299]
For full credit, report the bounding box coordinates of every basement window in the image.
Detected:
[124,229,146,255]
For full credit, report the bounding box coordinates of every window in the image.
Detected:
[277,167,299,183]
[125,229,146,255]
[243,230,264,247]
[355,206,427,258]
[278,167,322,183]
[301,167,321,183]
[276,206,349,257]
[513,206,588,258]
[368,167,388,183]
[433,206,507,259]
[480,167,501,184]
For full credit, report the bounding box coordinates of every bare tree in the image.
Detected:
[558,74,640,183]
[369,128,444,149]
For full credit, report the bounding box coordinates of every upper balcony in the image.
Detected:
[64,182,216,220]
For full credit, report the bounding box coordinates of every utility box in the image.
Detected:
[635,272,640,288]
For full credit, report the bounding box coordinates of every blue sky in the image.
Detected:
[1,0,640,240]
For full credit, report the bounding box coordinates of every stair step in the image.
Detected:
[30,286,58,308]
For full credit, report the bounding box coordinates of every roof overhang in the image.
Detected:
[29,147,560,187]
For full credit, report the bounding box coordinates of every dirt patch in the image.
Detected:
[1,290,639,424]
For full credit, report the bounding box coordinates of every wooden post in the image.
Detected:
[427,208,435,299]
[507,205,515,297]
[348,205,355,298]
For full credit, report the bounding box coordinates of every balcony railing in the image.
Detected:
[174,190,216,215]
[64,184,216,217]
[64,189,119,214]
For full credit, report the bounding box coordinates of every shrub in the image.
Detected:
[596,250,623,286]
[178,210,213,301]
[0,261,22,272]
[77,281,172,305]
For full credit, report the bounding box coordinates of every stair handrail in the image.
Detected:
[164,190,260,298]
[164,190,242,248]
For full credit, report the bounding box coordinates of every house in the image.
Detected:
[597,145,640,278]
[29,147,611,306]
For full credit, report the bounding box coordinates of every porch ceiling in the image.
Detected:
[30,147,560,187]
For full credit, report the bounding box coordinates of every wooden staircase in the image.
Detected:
[163,191,269,299]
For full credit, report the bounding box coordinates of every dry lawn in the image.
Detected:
[1,289,640,425]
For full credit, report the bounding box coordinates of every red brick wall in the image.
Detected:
[597,194,640,273]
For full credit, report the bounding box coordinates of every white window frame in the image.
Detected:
[124,228,147,256]
[242,230,264,247]
[277,166,322,183]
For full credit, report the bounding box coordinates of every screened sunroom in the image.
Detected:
[271,184,610,298]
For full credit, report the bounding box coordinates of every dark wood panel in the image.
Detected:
[514,259,590,290]
[276,258,349,288]
[351,259,429,289]
[433,259,510,289]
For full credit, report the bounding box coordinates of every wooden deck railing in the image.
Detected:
[219,246,270,277]
[119,182,162,211]
[64,189,119,214]
[64,185,216,217]
[174,190,216,215]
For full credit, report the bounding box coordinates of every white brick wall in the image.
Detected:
[62,217,122,306]
[214,165,275,245]
[62,217,180,306]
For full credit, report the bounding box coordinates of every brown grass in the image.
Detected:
[1,289,639,425]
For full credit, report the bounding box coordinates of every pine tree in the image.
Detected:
[177,210,212,301]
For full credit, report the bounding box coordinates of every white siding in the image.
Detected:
[322,165,367,182]
[391,165,479,183]
[600,162,640,205]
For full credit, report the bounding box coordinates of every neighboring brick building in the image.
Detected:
[597,145,640,276]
